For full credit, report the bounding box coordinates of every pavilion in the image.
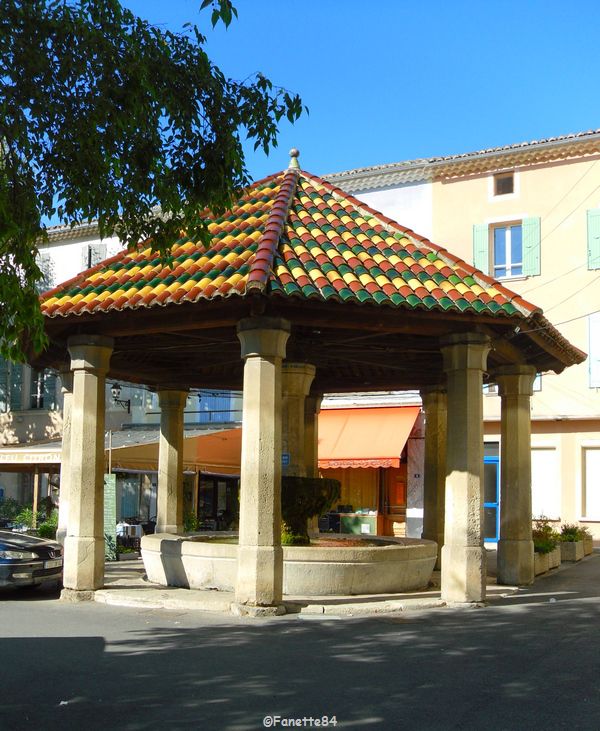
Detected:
[33,150,585,610]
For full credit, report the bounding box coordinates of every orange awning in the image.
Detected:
[110,427,242,474]
[318,406,420,469]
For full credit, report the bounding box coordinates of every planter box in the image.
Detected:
[583,537,594,556]
[559,540,584,562]
[534,552,550,575]
[548,546,561,570]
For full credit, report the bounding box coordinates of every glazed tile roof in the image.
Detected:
[41,164,540,323]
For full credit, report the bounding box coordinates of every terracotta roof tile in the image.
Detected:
[40,168,542,323]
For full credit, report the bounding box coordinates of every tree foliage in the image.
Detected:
[0,0,304,360]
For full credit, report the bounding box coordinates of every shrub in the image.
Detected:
[281,476,341,545]
[183,511,200,533]
[559,523,583,542]
[0,497,23,522]
[38,511,58,539]
[13,507,41,531]
[532,516,559,554]
[281,524,310,546]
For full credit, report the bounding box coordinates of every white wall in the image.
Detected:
[353,181,433,240]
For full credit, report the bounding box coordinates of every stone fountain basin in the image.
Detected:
[141,533,437,595]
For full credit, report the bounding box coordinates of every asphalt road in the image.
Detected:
[1,556,600,731]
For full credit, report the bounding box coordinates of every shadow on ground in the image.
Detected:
[2,555,600,731]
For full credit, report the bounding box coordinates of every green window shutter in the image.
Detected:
[43,370,58,410]
[522,217,541,276]
[587,209,600,270]
[473,224,489,273]
[0,357,9,412]
[9,362,22,411]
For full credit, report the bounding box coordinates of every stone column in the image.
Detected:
[234,317,290,613]
[62,335,113,598]
[495,365,537,586]
[304,394,323,537]
[155,389,188,534]
[420,387,447,568]
[282,363,316,477]
[440,333,490,604]
[304,395,322,478]
[56,369,73,545]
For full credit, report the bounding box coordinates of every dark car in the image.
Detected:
[0,529,63,588]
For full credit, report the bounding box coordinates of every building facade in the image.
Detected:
[327,129,600,538]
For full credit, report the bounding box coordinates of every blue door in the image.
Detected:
[483,456,500,542]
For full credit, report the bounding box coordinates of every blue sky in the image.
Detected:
[125,0,600,181]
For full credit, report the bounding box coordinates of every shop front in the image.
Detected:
[317,406,423,537]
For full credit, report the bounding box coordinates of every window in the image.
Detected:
[531,447,560,519]
[582,447,600,518]
[473,217,540,278]
[81,242,107,271]
[494,172,514,196]
[492,223,523,278]
[29,369,57,410]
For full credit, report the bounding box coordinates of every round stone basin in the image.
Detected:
[141,533,437,596]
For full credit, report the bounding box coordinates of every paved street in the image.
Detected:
[2,555,600,731]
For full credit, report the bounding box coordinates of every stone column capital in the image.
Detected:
[237,318,291,360]
[494,365,537,397]
[67,335,114,374]
[420,386,447,409]
[440,333,490,373]
[157,389,188,411]
[305,394,323,414]
[282,362,316,397]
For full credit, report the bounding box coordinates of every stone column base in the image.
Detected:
[60,588,96,602]
[441,545,486,603]
[230,602,286,617]
[63,536,104,591]
[55,528,67,546]
[497,538,534,586]
[235,545,283,606]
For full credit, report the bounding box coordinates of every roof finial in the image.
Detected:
[288,148,300,169]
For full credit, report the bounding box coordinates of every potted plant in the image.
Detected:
[558,523,584,562]
[532,516,560,575]
[579,525,594,556]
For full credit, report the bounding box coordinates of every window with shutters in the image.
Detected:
[491,222,522,278]
[473,217,540,278]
